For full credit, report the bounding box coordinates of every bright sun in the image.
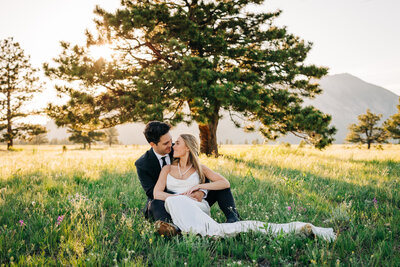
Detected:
[89,45,114,61]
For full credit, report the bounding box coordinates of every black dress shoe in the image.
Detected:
[155,221,181,236]
[225,215,240,223]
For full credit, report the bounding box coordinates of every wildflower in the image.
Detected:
[19,220,25,226]
[149,238,153,244]
[57,215,64,225]
[373,197,378,206]
[287,206,292,211]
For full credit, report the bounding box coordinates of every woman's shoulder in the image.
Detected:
[199,164,211,172]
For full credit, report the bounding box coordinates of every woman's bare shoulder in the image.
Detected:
[200,164,211,171]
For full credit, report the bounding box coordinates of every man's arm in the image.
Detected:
[189,190,206,202]
[136,163,157,199]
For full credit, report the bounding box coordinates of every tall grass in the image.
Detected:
[0,144,399,266]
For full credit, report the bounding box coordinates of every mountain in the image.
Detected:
[303,73,398,143]
[45,73,399,144]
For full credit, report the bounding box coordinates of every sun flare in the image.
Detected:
[89,45,114,61]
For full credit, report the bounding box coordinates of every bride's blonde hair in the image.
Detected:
[178,134,205,183]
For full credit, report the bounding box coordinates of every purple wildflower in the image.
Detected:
[19,220,25,226]
[57,215,64,225]
[373,198,378,208]
[287,206,292,211]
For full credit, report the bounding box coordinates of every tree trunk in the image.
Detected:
[7,89,12,150]
[198,118,219,156]
[7,139,13,150]
[367,141,371,149]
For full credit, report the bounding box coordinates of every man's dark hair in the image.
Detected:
[144,121,171,144]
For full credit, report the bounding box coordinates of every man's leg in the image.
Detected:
[206,188,240,222]
[149,199,173,223]
[149,199,180,236]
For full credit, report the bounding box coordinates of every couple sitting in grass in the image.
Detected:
[135,121,336,241]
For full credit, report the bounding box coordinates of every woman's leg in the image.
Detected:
[165,195,223,236]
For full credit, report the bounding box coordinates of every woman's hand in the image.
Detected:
[182,184,202,195]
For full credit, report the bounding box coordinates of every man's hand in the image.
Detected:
[189,190,205,202]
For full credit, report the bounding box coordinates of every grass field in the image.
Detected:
[0,144,399,266]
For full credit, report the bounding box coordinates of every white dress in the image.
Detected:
[164,171,336,241]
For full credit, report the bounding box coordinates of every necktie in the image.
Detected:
[161,156,167,167]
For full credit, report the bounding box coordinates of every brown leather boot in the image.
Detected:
[155,221,180,237]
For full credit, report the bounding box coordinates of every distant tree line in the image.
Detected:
[346,99,400,149]
[6,127,121,148]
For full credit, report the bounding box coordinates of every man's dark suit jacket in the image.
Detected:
[135,148,174,201]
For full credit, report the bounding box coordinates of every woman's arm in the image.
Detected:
[183,165,230,195]
[153,165,176,201]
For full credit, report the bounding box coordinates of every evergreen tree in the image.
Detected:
[27,125,48,145]
[0,37,45,149]
[68,128,105,149]
[384,97,400,142]
[346,109,388,149]
[46,88,105,149]
[104,127,119,146]
[46,90,105,150]
[30,133,49,145]
[44,0,336,155]
[49,138,59,145]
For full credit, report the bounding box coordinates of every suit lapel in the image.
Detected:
[149,148,162,174]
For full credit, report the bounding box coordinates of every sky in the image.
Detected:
[1,0,399,120]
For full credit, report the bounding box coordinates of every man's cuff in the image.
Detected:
[200,189,208,199]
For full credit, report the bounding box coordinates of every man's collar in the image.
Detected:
[152,148,168,160]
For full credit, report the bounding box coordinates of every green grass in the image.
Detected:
[0,144,399,266]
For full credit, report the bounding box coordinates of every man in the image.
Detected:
[135,121,240,235]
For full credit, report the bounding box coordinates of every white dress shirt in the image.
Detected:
[153,148,172,168]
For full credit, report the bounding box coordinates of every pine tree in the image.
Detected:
[104,127,119,146]
[30,133,49,145]
[346,109,388,149]
[46,90,105,150]
[384,97,400,142]
[27,126,48,145]
[0,37,45,149]
[44,0,336,155]
[68,128,105,149]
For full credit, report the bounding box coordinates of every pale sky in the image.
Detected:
[1,0,399,107]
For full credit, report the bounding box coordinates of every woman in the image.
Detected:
[153,134,336,241]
